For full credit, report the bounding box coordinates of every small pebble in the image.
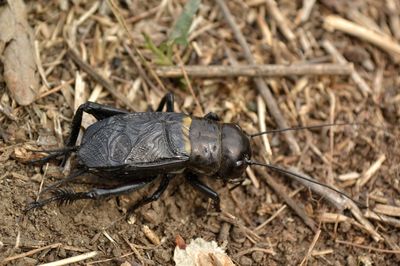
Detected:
[58,248,66,258]
[240,255,253,266]
[231,227,246,243]
[252,251,264,263]
[142,209,161,225]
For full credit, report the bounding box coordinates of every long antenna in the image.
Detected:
[246,159,365,208]
[249,122,361,137]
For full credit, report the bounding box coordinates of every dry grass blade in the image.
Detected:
[38,251,98,266]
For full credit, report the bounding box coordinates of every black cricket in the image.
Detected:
[25,93,355,215]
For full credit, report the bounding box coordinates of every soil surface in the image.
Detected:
[1,0,400,265]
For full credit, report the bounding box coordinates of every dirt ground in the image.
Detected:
[1,0,400,265]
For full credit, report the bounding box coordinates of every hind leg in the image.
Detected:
[65,102,129,148]
[33,102,129,165]
[156,93,174,112]
[25,176,157,213]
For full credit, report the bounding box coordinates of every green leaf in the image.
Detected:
[142,32,173,65]
[168,0,201,46]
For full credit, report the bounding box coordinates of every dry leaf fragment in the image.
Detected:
[174,238,235,266]
[0,0,39,105]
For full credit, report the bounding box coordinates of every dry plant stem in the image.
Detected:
[286,167,382,242]
[324,15,400,59]
[321,40,371,96]
[155,63,351,78]
[265,0,296,43]
[106,0,166,92]
[215,0,300,155]
[299,229,321,266]
[356,154,386,187]
[35,78,77,100]
[336,240,400,254]
[256,169,317,232]
[295,0,316,25]
[386,0,400,40]
[67,48,136,111]
[174,51,204,116]
[0,103,17,121]
[123,43,161,96]
[233,247,275,258]
[373,204,400,217]
[39,251,98,266]
[220,212,262,243]
[257,96,272,157]
[2,243,62,263]
[364,209,400,228]
[121,235,145,265]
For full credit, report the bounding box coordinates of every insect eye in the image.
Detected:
[236,160,243,167]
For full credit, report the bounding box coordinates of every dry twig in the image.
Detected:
[324,15,400,60]
[155,63,352,78]
[215,0,300,154]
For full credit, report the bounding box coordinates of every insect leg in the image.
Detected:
[40,168,87,194]
[186,173,221,211]
[24,177,157,213]
[126,174,174,215]
[204,112,220,121]
[156,92,174,112]
[66,102,129,148]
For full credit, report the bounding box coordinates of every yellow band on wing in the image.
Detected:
[181,116,192,155]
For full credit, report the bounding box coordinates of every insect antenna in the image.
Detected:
[245,159,366,208]
[248,122,369,137]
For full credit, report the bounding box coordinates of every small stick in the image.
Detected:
[257,96,272,157]
[155,63,352,78]
[286,167,382,242]
[106,0,167,92]
[246,167,260,189]
[126,5,160,23]
[373,204,400,217]
[254,205,286,231]
[300,229,322,266]
[174,51,204,116]
[387,0,400,40]
[364,209,400,228]
[256,168,317,232]
[295,0,317,25]
[265,0,296,43]
[233,247,275,258]
[216,0,300,154]
[67,48,137,111]
[0,103,17,121]
[311,249,333,256]
[356,154,386,187]
[142,225,161,245]
[322,40,371,96]
[324,15,400,59]
[35,78,76,100]
[39,251,98,266]
[2,243,61,263]
[123,43,162,97]
[336,240,400,254]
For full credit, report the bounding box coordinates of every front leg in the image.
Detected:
[126,174,174,216]
[186,173,221,211]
